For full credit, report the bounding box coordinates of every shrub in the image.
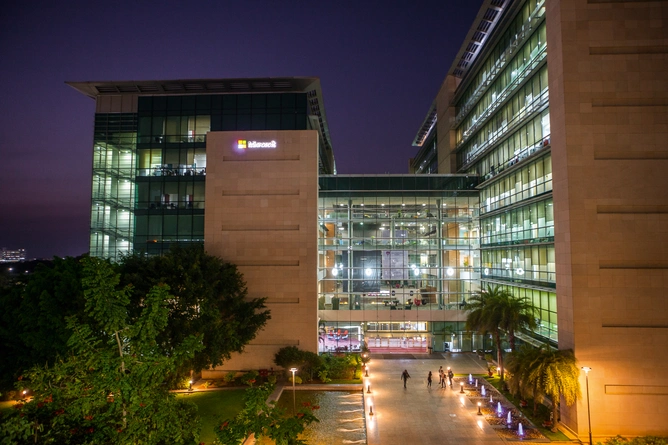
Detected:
[318,370,331,384]
[241,371,259,387]
[290,375,302,385]
[322,355,354,380]
[274,346,303,369]
[274,346,323,382]
[224,371,237,384]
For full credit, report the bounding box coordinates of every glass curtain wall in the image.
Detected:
[452,0,555,345]
[132,93,309,256]
[90,113,137,260]
[317,176,480,352]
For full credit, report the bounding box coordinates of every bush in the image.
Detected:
[318,370,331,384]
[241,371,259,387]
[290,375,302,385]
[274,347,323,382]
[322,355,354,380]
[224,371,237,384]
[274,346,303,369]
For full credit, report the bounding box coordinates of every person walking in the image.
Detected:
[439,366,445,388]
[447,367,454,388]
[401,369,411,388]
[427,371,433,388]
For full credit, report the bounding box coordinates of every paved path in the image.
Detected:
[364,352,507,445]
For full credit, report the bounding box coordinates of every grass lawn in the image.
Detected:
[176,389,246,445]
[0,400,15,414]
[484,376,570,441]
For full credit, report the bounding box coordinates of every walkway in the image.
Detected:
[364,352,508,445]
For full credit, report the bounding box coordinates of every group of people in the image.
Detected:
[401,366,454,389]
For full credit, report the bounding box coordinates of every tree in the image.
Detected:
[119,246,271,377]
[466,285,506,380]
[0,257,203,444]
[214,382,319,445]
[0,256,88,392]
[465,284,537,382]
[274,346,323,382]
[527,348,581,432]
[492,291,537,352]
[506,345,544,416]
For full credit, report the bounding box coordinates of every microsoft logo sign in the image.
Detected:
[237,140,277,150]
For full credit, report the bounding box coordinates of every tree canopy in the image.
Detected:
[119,246,270,375]
[506,345,581,431]
[1,246,271,392]
[0,257,203,444]
[0,256,88,391]
[465,284,537,382]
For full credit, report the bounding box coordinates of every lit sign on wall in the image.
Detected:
[237,139,277,150]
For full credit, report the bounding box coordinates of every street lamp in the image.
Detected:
[290,368,298,415]
[582,367,593,445]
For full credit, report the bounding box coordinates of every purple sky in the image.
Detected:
[0,0,482,259]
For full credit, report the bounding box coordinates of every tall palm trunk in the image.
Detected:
[494,332,504,382]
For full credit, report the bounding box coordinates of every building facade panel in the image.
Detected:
[547,0,668,436]
[204,130,320,371]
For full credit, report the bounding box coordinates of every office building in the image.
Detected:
[410,0,667,437]
[70,0,666,436]
[317,175,481,354]
[68,78,336,370]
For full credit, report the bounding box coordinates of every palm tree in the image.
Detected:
[493,292,537,352]
[466,285,505,380]
[466,285,536,382]
[506,345,545,416]
[527,348,581,432]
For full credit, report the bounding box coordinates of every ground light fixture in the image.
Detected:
[188,380,193,391]
[460,382,465,393]
[477,402,482,415]
[369,405,374,416]
[290,368,298,415]
[582,366,593,445]
[367,384,371,394]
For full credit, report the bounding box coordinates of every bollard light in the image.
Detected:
[188,380,193,391]
[477,402,482,415]
[460,382,465,393]
[369,405,374,416]
[367,384,371,394]
[365,365,369,377]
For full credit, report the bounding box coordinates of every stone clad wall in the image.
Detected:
[547,0,668,437]
[204,130,319,373]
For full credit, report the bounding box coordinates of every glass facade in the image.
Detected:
[317,175,486,353]
[90,113,137,259]
[446,0,555,345]
[90,91,317,261]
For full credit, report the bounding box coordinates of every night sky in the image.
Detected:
[0,0,482,260]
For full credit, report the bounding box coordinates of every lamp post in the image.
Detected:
[582,367,593,445]
[290,368,298,416]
